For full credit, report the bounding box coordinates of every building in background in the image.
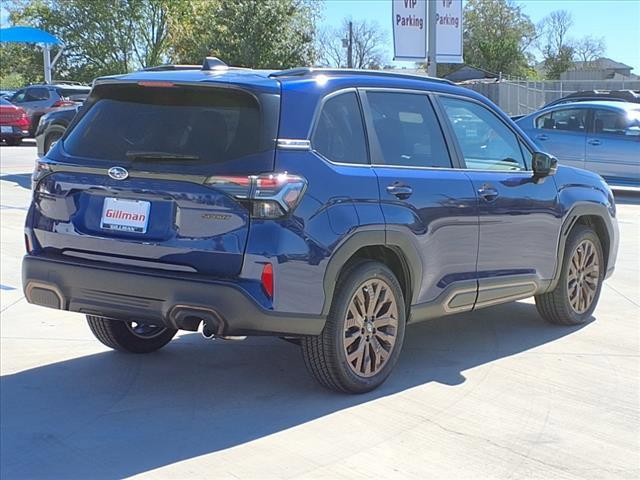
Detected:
[561,57,637,81]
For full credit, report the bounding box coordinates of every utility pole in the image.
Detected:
[427,0,437,77]
[347,21,353,69]
[43,44,52,84]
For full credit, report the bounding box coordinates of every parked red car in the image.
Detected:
[0,98,30,146]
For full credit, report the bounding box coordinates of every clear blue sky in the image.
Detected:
[321,0,640,71]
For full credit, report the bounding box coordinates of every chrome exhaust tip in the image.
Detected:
[201,322,217,339]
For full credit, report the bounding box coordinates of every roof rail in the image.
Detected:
[32,80,89,86]
[269,67,454,85]
[143,64,202,72]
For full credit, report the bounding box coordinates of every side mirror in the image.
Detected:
[532,152,558,179]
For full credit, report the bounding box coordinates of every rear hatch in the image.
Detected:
[30,75,280,277]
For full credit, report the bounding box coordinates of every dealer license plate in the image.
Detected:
[100,198,150,233]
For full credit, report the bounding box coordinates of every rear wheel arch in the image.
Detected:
[347,245,412,313]
[322,231,422,317]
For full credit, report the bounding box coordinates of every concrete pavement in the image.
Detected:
[1,142,638,479]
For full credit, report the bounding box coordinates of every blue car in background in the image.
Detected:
[23,60,619,393]
[517,101,640,186]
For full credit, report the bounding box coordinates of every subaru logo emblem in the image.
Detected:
[108,166,129,180]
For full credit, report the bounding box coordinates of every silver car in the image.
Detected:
[8,83,90,136]
[517,101,640,186]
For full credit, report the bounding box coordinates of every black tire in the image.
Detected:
[86,315,177,353]
[535,225,604,325]
[44,131,63,153]
[5,138,22,146]
[302,261,406,394]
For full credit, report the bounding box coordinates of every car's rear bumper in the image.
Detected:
[0,125,29,139]
[22,255,325,336]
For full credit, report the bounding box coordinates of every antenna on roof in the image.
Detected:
[202,57,228,71]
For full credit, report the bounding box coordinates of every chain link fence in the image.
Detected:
[462,77,640,116]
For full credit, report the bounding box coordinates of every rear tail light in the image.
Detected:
[261,263,274,299]
[204,173,306,219]
[17,112,30,129]
[51,98,75,108]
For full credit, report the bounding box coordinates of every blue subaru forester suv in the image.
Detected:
[23,59,619,393]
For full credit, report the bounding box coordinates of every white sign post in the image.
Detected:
[393,0,463,65]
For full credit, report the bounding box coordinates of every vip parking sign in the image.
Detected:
[392,0,463,63]
[392,0,428,61]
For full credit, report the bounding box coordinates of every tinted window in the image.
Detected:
[367,92,451,168]
[312,92,368,164]
[57,87,91,100]
[536,108,586,132]
[64,86,263,163]
[25,87,50,101]
[440,97,526,171]
[11,90,26,103]
[593,108,632,135]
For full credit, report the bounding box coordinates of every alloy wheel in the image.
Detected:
[342,278,399,377]
[567,239,600,314]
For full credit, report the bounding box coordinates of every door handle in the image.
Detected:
[536,134,549,141]
[588,138,602,146]
[386,183,413,200]
[478,184,499,202]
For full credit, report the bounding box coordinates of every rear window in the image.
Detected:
[57,87,90,99]
[64,86,264,164]
[25,87,50,101]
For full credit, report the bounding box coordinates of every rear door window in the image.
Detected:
[592,108,633,135]
[536,108,587,132]
[64,86,265,164]
[312,92,368,164]
[366,91,452,168]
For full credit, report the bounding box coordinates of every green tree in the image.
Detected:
[0,43,44,86]
[538,10,574,79]
[2,0,318,84]
[4,0,186,83]
[170,0,319,68]
[463,0,537,77]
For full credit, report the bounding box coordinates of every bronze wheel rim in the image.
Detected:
[567,239,600,314]
[343,278,399,378]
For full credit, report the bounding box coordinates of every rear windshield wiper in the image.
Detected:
[126,151,200,161]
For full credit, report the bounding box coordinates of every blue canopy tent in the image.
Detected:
[0,26,63,84]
